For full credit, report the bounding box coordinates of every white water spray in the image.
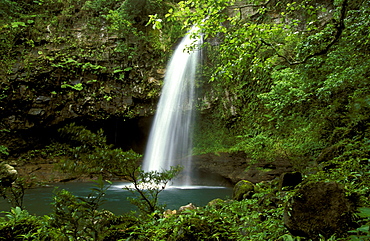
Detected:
[142,27,202,185]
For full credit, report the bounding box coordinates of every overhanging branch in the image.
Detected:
[261,0,348,66]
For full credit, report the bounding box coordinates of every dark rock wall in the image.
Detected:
[1,32,165,156]
[192,152,294,184]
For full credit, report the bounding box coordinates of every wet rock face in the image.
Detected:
[284,181,355,239]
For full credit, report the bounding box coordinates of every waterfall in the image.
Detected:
[142,27,202,185]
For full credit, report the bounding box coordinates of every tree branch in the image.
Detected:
[261,0,348,66]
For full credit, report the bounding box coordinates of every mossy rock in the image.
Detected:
[207,198,225,208]
[284,181,356,239]
[232,180,257,201]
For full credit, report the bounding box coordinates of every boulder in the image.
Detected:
[178,203,197,212]
[0,163,18,187]
[207,198,225,209]
[284,181,355,239]
[233,180,257,201]
[163,203,197,218]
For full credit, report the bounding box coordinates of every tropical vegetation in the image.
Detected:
[0,0,369,240]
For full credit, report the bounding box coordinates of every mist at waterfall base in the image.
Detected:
[142,27,203,186]
[0,182,232,216]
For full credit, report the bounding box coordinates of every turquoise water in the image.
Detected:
[0,182,232,216]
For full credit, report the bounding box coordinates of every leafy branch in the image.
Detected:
[261,0,348,66]
[54,124,182,215]
[124,166,182,215]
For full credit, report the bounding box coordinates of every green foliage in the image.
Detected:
[0,178,117,240]
[0,1,20,23]
[48,57,107,75]
[55,123,181,215]
[104,0,179,66]
[0,207,42,241]
[128,181,290,240]
[305,139,370,206]
[81,0,120,15]
[0,163,29,208]
[100,213,141,240]
[54,123,140,176]
[0,181,25,209]
[347,207,370,241]
[0,177,365,240]
[61,82,83,91]
[193,114,236,155]
[162,0,370,174]
[0,0,172,106]
[126,166,182,215]
[0,145,9,156]
[1,0,370,240]
[49,177,113,240]
[120,0,169,24]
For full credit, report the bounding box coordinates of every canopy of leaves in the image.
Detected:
[155,0,370,170]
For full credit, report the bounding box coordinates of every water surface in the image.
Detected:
[0,182,232,216]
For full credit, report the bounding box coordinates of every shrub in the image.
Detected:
[48,177,112,240]
[0,207,42,240]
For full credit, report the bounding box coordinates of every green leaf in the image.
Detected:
[11,21,26,28]
[357,225,369,233]
[358,207,370,218]
[0,145,9,155]
[113,69,123,73]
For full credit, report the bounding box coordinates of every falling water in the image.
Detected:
[142,27,202,185]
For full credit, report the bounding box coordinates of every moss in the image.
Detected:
[232,180,257,201]
[207,198,225,208]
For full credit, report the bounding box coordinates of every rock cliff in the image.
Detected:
[0,1,169,155]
